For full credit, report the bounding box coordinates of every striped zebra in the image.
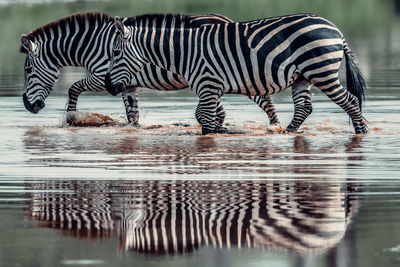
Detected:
[28,180,358,254]
[105,14,368,134]
[19,12,279,126]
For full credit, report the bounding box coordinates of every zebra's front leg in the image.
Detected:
[122,86,139,127]
[248,95,279,125]
[196,90,227,135]
[195,99,226,126]
[286,78,313,132]
[67,83,85,112]
[66,75,103,112]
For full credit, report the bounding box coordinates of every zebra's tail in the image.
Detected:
[343,39,367,111]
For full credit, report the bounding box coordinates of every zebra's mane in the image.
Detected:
[124,14,189,27]
[19,12,113,53]
[124,13,230,28]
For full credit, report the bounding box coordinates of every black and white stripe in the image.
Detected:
[106,13,367,134]
[20,12,280,126]
[28,180,357,254]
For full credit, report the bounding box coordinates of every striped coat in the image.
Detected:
[19,13,279,126]
[106,14,368,134]
[28,180,358,254]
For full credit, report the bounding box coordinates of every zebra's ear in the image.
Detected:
[21,34,37,53]
[114,16,129,37]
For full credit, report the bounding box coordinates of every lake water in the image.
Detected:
[1,91,400,267]
[1,0,400,266]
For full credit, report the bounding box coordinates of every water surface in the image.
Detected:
[1,0,400,266]
[1,95,400,267]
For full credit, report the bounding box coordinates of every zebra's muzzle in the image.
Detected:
[105,73,125,96]
[23,93,45,114]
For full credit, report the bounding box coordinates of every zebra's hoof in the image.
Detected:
[201,125,229,135]
[353,121,368,134]
[128,122,140,128]
[202,128,214,135]
[127,116,139,127]
[355,127,368,134]
[285,124,298,133]
[215,125,229,133]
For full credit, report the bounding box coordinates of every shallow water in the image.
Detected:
[1,94,400,267]
[1,0,400,266]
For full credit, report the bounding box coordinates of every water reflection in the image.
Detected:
[22,127,365,178]
[26,179,360,255]
[20,122,365,255]
[3,0,400,95]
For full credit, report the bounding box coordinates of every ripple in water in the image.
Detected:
[25,179,360,255]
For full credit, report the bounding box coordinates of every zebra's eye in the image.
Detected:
[25,67,33,74]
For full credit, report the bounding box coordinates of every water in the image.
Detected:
[1,0,400,266]
[1,93,400,267]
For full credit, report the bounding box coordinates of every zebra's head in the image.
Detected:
[20,34,60,114]
[105,16,143,96]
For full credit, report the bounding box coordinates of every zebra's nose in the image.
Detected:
[23,93,45,114]
[32,99,45,113]
[105,73,126,96]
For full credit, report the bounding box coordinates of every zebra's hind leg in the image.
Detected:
[286,78,313,132]
[122,86,139,127]
[196,90,227,135]
[315,77,367,134]
[248,95,279,125]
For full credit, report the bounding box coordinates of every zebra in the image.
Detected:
[105,14,368,134]
[19,12,280,127]
[27,179,358,254]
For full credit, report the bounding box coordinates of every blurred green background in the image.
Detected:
[0,0,399,96]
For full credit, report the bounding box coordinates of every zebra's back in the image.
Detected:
[197,14,344,95]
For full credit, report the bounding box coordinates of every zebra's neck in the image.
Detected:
[45,22,115,72]
[133,24,199,78]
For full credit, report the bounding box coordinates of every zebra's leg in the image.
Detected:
[66,75,103,112]
[215,100,226,125]
[314,77,367,134]
[122,86,139,126]
[196,99,226,125]
[248,95,279,125]
[67,83,85,112]
[195,90,227,135]
[286,78,313,132]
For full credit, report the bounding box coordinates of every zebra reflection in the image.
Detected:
[27,180,358,254]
